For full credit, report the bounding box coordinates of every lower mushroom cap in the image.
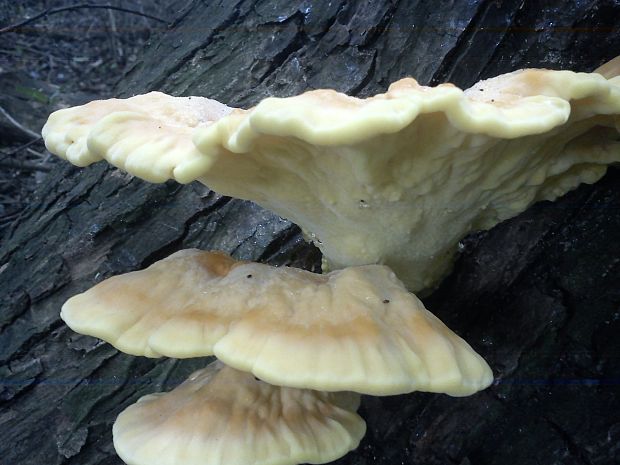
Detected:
[61,249,493,396]
[113,361,365,465]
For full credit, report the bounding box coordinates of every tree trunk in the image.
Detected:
[2,1,620,464]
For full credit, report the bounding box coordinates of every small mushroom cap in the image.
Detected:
[61,250,493,396]
[113,361,365,465]
[42,63,620,291]
[41,92,234,182]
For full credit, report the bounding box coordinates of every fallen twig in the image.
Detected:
[0,211,23,224]
[107,8,122,63]
[0,105,40,139]
[0,4,170,34]
[1,137,44,158]
[26,147,47,159]
[0,139,52,173]
[0,159,52,172]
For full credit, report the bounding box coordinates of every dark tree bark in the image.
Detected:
[2,1,620,464]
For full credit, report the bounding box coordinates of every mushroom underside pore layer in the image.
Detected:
[42,66,620,291]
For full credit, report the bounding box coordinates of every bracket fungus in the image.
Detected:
[61,249,492,397]
[43,59,620,465]
[43,63,620,291]
[113,361,365,465]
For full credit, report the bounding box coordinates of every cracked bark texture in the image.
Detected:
[2,1,620,464]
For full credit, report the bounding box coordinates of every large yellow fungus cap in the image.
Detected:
[42,63,620,291]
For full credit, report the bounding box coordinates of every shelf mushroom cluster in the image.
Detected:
[42,59,620,465]
[61,249,493,465]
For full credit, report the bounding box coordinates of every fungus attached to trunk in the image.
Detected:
[42,62,620,291]
[61,249,492,396]
[113,361,366,465]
